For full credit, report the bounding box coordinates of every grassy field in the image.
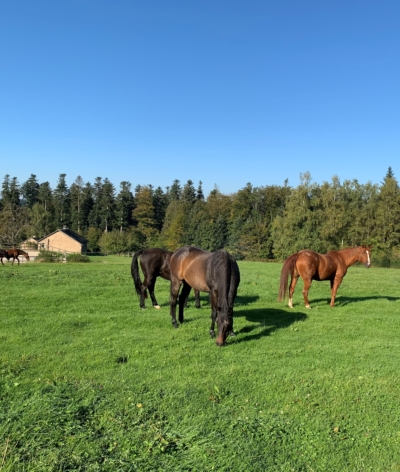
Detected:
[1,256,400,471]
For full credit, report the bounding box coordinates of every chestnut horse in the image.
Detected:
[278,245,372,308]
[169,246,240,346]
[131,248,200,309]
[0,248,30,265]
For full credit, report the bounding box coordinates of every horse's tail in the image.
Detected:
[278,253,298,302]
[131,249,147,298]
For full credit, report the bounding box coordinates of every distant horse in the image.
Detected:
[0,248,30,266]
[0,249,10,265]
[169,246,240,346]
[278,245,372,308]
[131,248,200,309]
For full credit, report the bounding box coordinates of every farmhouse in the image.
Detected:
[20,237,39,250]
[37,228,88,254]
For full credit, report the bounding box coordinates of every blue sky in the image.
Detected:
[1,0,399,196]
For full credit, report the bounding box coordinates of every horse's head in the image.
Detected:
[359,245,372,268]
[215,302,231,346]
[24,252,30,261]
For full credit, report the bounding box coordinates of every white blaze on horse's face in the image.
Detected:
[366,250,370,267]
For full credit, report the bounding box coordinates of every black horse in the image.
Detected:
[131,248,201,309]
[169,246,240,346]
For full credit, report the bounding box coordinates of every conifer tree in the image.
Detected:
[53,173,71,229]
[21,174,39,208]
[116,181,134,232]
[132,185,158,246]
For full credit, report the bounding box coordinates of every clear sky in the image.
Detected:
[1,0,399,196]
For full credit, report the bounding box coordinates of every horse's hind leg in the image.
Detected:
[170,278,181,328]
[209,289,218,338]
[288,275,299,308]
[178,281,191,323]
[302,278,312,309]
[148,279,160,308]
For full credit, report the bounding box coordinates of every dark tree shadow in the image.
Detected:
[232,307,307,344]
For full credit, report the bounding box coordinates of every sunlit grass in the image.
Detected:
[1,257,400,470]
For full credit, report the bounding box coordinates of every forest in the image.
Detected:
[0,168,399,266]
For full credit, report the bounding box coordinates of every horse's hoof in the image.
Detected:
[305,305,311,309]
[154,305,161,309]
[229,331,236,337]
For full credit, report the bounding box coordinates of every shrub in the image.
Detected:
[66,253,90,263]
[36,250,64,263]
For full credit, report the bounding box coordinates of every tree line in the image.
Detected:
[1,168,399,266]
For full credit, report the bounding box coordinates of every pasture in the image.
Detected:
[1,257,400,471]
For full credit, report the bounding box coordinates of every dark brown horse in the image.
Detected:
[169,246,240,346]
[0,248,30,265]
[0,249,9,265]
[131,248,200,309]
[278,245,372,308]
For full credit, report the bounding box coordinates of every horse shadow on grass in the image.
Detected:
[187,293,260,308]
[232,307,307,344]
[302,294,400,307]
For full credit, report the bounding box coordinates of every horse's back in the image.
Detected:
[170,246,213,292]
[140,248,172,280]
[297,249,338,280]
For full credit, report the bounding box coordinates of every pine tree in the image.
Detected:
[182,180,196,204]
[153,186,168,232]
[168,179,181,201]
[116,181,134,232]
[70,176,84,233]
[53,173,71,228]
[196,181,205,201]
[132,185,158,245]
[375,169,400,251]
[89,177,104,229]
[21,174,39,208]
[99,178,116,232]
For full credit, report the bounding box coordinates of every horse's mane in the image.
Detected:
[210,250,231,311]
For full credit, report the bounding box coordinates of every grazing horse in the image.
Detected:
[131,248,200,309]
[1,248,30,266]
[278,245,372,308]
[169,246,240,346]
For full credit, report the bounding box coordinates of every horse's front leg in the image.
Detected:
[178,281,191,323]
[170,278,181,328]
[209,289,218,338]
[194,290,201,309]
[330,277,343,307]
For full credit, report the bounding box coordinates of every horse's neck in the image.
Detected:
[338,248,359,267]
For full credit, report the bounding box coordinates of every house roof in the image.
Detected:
[37,228,88,245]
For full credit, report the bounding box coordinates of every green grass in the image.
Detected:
[1,256,400,471]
